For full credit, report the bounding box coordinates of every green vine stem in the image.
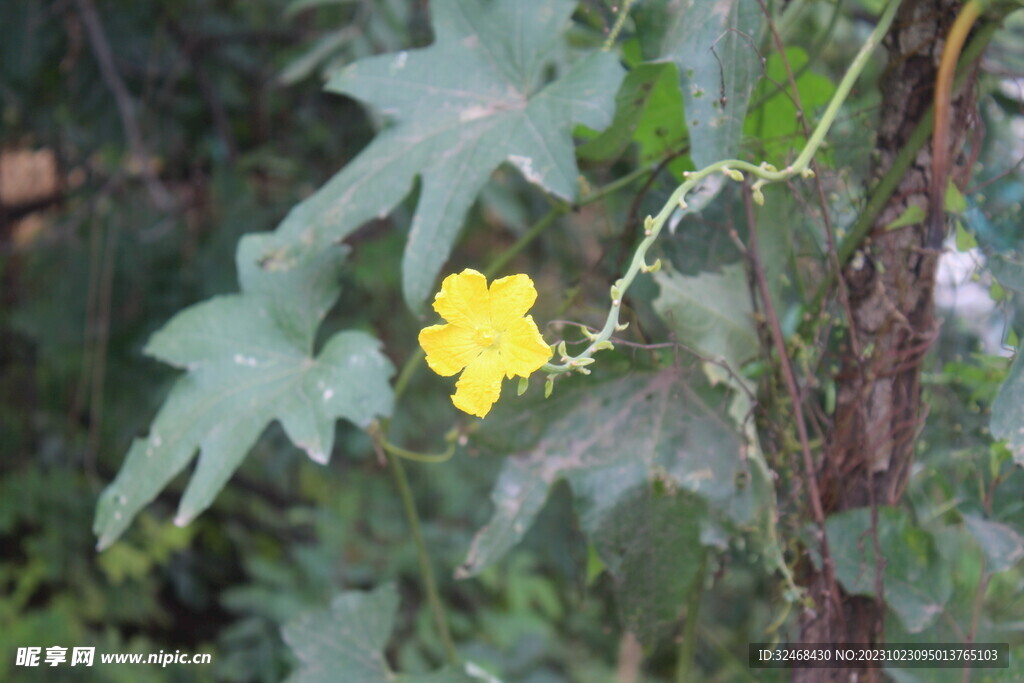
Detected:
[370,421,457,463]
[675,548,708,683]
[602,0,637,51]
[544,0,900,377]
[386,444,460,665]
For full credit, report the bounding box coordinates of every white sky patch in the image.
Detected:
[934,239,1008,355]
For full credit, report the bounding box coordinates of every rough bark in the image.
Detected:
[796,0,980,680]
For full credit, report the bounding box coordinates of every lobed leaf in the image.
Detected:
[458,370,764,581]
[94,235,394,550]
[321,0,624,310]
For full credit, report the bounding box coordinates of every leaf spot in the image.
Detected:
[323,388,335,401]
[460,105,495,123]
[509,154,544,185]
[233,353,259,367]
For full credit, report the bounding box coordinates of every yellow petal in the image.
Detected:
[499,315,552,379]
[419,324,481,376]
[452,347,504,418]
[489,273,538,332]
[432,269,490,329]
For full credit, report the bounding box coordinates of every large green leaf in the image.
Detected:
[458,369,764,579]
[282,583,478,683]
[659,0,763,168]
[990,349,1024,466]
[320,0,624,309]
[94,233,395,550]
[652,264,760,371]
[632,61,689,178]
[822,507,952,633]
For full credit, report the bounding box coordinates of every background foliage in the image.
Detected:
[2,0,1024,681]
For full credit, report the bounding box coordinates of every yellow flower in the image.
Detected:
[419,269,553,418]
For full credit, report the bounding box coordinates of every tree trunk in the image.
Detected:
[796,0,980,680]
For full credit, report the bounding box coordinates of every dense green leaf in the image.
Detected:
[823,507,952,633]
[458,369,763,579]
[594,487,707,646]
[282,583,478,682]
[964,514,1024,573]
[322,0,623,309]
[577,63,674,163]
[632,61,690,178]
[659,0,763,168]
[652,264,760,371]
[578,61,689,177]
[744,47,836,164]
[94,235,395,550]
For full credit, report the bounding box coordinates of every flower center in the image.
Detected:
[474,326,499,348]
